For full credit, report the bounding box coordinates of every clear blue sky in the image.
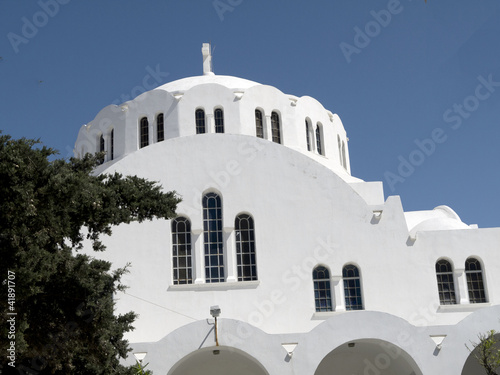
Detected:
[1,0,499,228]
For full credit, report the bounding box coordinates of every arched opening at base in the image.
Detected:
[314,339,422,375]
[168,346,269,375]
[462,332,500,375]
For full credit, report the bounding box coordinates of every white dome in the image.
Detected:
[155,74,261,93]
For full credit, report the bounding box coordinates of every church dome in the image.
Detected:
[155,75,261,93]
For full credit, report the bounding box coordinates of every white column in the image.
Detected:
[206,113,214,134]
[265,115,272,141]
[224,227,237,282]
[332,275,345,312]
[455,268,469,304]
[192,229,204,284]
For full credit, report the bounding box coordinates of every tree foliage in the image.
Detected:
[0,134,180,374]
[468,330,500,375]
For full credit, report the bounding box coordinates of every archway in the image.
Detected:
[168,345,269,375]
[462,332,500,375]
[314,339,422,375]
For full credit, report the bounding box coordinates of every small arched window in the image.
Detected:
[214,108,224,133]
[196,109,206,134]
[255,109,264,138]
[316,123,324,155]
[271,111,281,144]
[337,135,343,166]
[172,217,193,285]
[465,258,487,303]
[109,129,114,161]
[305,119,312,151]
[343,264,363,310]
[341,141,347,169]
[313,266,332,312]
[203,192,224,283]
[140,117,149,148]
[157,113,164,142]
[235,214,257,281]
[435,259,456,305]
[98,134,105,164]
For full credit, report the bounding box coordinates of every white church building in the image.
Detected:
[74,44,500,375]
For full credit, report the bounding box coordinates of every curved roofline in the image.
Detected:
[155,74,262,93]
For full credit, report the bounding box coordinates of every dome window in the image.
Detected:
[316,123,324,156]
[157,113,164,142]
[139,117,149,148]
[271,111,281,144]
[214,108,224,133]
[305,119,312,151]
[255,110,264,139]
[196,109,206,134]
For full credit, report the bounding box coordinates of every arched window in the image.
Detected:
[157,113,164,142]
[305,119,312,151]
[235,214,257,281]
[203,192,224,283]
[172,217,193,285]
[435,259,456,305]
[109,129,114,161]
[465,258,487,303]
[343,264,363,310]
[341,141,347,169]
[98,134,105,164]
[140,117,149,148]
[271,111,281,144]
[255,109,264,138]
[338,135,343,166]
[313,266,332,312]
[214,108,224,133]
[316,123,324,155]
[195,109,206,134]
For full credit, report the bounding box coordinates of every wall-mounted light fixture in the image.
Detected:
[210,305,221,346]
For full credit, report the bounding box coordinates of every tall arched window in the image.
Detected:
[305,119,312,151]
[235,214,257,281]
[341,141,347,169]
[316,123,324,155]
[255,109,264,138]
[343,264,363,310]
[98,134,105,164]
[313,266,332,312]
[214,108,224,133]
[338,135,343,166]
[271,111,281,144]
[157,113,164,142]
[140,117,149,148]
[172,217,193,285]
[435,259,456,305]
[109,129,114,161]
[465,258,487,303]
[196,109,206,134]
[203,192,224,283]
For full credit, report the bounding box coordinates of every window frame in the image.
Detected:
[343,264,363,311]
[313,265,333,312]
[214,108,224,134]
[271,111,281,144]
[139,117,149,148]
[235,214,257,282]
[196,109,206,134]
[435,259,457,305]
[203,192,225,283]
[171,217,193,285]
[255,109,264,138]
[157,113,164,142]
[465,257,487,303]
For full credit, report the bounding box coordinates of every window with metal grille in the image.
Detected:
[172,217,193,285]
[139,117,149,148]
[255,109,264,138]
[435,259,457,305]
[196,109,206,134]
[343,264,363,310]
[271,111,281,144]
[157,113,164,142]
[313,266,332,312]
[466,258,487,303]
[203,192,224,283]
[316,123,324,155]
[235,214,257,281]
[306,119,312,151]
[214,108,224,133]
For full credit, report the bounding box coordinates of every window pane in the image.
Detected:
[203,193,224,282]
[172,217,193,285]
[235,214,257,281]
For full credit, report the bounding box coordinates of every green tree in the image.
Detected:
[0,134,180,374]
[468,330,500,375]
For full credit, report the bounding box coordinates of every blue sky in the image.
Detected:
[1,0,499,228]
